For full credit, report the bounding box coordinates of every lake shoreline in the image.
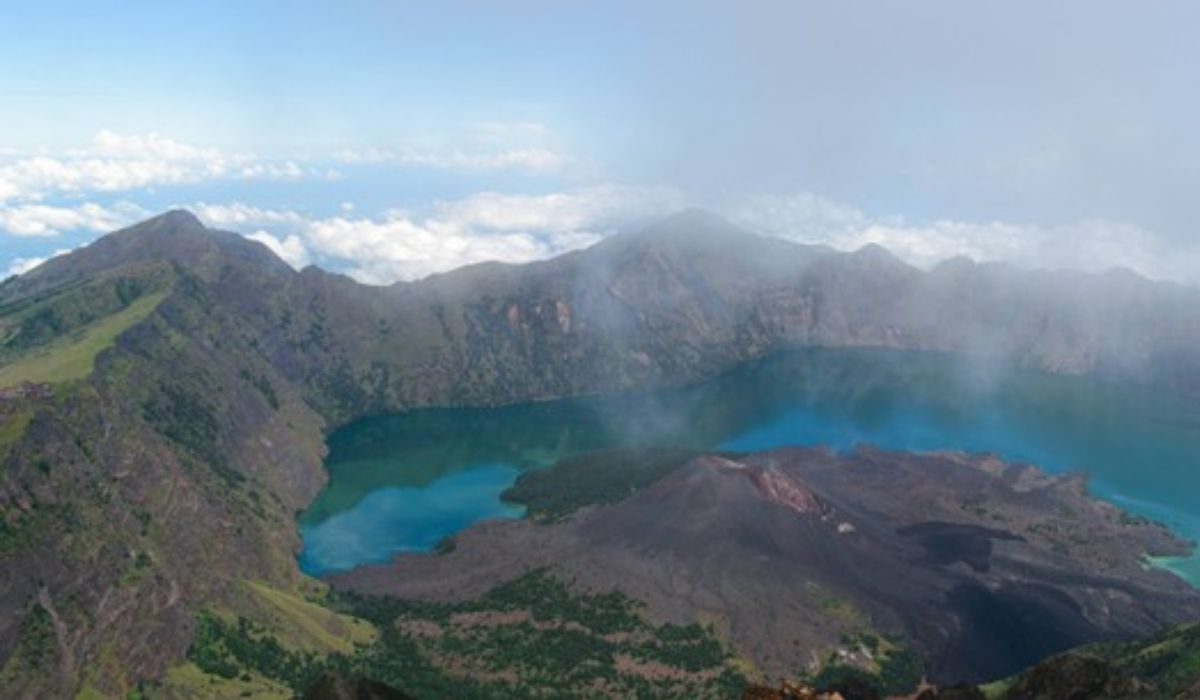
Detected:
[298,349,1200,587]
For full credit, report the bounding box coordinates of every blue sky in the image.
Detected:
[2,1,1198,284]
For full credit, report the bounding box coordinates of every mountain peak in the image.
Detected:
[849,241,909,268]
[4,209,290,295]
[97,208,210,248]
[587,209,757,259]
[105,208,209,243]
[639,208,750,239]
[149,208,205,229]
[657,207,737,226]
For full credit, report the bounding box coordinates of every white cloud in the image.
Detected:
[9,184,1191,289]
[190,201,309,228]
[183,186,1199,286]
[246,230,311,269]
[183,185,683,283]
[4,256,46,277]
[305,215,577,283]
[4,248,71,278]
[87,129,223,161]
[0,131,320,204]
[729,192,1200,285]
[0,201,149,237]
[332,120,580,173]
[431,185,683,232]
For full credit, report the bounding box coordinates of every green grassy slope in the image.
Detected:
[0,291,166,387]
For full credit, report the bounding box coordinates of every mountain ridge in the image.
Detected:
[2,209,1200,697]
[9,206,1186,299]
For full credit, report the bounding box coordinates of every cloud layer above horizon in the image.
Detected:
[2,2,1198,285]
[2,129,1197,286]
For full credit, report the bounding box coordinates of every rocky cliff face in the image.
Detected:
[1,209,1199,696]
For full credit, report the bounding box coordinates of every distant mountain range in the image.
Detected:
[1,210,1199,698]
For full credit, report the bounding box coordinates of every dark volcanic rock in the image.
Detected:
[302,672,415,700]
[332,447,1200,685]
[896,521,1024,573]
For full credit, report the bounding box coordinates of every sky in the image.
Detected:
[1,0,1198,285]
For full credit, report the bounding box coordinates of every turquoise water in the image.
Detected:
[298,463,524,574]
[298,349,1200,581]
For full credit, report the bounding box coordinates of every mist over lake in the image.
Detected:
[299,348,1200,582]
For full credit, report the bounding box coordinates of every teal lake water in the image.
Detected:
[298,349,1200,584]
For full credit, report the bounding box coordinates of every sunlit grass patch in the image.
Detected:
[0,291,165,388]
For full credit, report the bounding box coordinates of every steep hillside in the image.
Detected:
[996,622,1200,699]
[1,209,1199,696]
[0,215,330,697]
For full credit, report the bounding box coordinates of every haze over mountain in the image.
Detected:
[6,3,1200,288]
[1,210,1199,698]
[4,3,1200,697]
